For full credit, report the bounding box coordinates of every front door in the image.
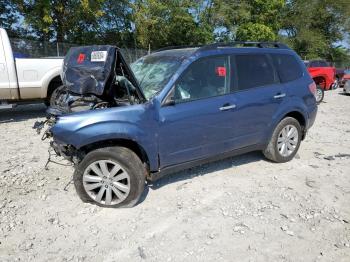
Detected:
[158,55,237,168]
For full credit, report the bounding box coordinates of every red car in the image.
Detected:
[304,60,336,103]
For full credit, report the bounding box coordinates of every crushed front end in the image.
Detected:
[33,109,83,167]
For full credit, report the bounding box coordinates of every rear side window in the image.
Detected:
[234,54,277,91]
[272,54,303,83]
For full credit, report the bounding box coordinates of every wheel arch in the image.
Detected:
[312,75,327,89]
[78,138,151,173]
[39,67,62,98]
[280,110,307,140]
[46,75,63,98]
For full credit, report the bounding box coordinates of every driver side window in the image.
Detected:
[174,56,230,103]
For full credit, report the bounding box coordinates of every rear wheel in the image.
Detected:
[315,86,324,104]
[74,146,146,208]
[263,117,302,163]
[45,81,62,106]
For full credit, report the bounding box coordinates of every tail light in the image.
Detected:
[309,81,316,95]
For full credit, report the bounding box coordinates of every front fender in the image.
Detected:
[51,109,158,170]
[75,122,146,148]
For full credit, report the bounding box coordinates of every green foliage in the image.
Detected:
[211,0,284,41]
[3,0,350,66]
[95,0,134,47]
[236,23,276,41]
[15,0,105,42]
[281,0,350,61]
[133,0,213,49]
[329,46,350,68]
[0,0,20,37]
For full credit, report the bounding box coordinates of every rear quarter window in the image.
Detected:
[272,54,303,83]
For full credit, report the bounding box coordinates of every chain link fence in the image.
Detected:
[9,38,147,63]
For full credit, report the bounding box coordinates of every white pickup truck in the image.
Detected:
[0,28,63,109]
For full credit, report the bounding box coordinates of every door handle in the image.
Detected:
[219,104,236,111]
[273,93,286,99]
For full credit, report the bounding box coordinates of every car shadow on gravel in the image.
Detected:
[138,151,263,205]
[0,104,47,123]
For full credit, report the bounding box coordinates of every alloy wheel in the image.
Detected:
[277,125,299,157]
[83,160,130,205]
[316,88,323,103]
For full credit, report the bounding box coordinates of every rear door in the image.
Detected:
[229,53,285,148]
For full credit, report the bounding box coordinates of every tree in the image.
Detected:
[94,0,134,47]
[133,0,213,50]
[0,0,21,37]
[209,0,284,41]
[16,0,105,43]
[281,0,350,61]
[236,22,276,41]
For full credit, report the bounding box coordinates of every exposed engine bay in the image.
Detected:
[50,45,145,115]
[34,45,146,148]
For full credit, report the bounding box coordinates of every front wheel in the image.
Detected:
[74,147,146,208]
[315,86,324,104]
[263,117,302,163]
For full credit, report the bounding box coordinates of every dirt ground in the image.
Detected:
[0,90,349,262]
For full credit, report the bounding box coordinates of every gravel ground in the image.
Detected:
[0,90,349,262]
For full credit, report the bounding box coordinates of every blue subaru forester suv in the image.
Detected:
[47,42,317,208]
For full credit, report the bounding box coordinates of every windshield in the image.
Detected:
[131,55,181,100]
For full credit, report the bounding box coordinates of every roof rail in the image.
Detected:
[199,41,290,50]
[154,45,203,53]
[153,41,290,54]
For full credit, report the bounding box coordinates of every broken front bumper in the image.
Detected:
[34,116,81,165]
[50,138,82,165]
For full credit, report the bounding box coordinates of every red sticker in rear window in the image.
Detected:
[215,67,226,77]
[77,53,85,64]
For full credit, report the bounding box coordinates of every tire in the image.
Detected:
[49,85,67,107]
[45,81,62,106]
[332,80,339,90]
[315,86,324,104]
[74,146,146,208]
[263,117,302,163]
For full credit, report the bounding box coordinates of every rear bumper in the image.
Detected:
[307,104,318,130]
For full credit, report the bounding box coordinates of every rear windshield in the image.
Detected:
[131,55,181,99]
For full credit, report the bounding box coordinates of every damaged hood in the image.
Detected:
[61,45,145,100]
